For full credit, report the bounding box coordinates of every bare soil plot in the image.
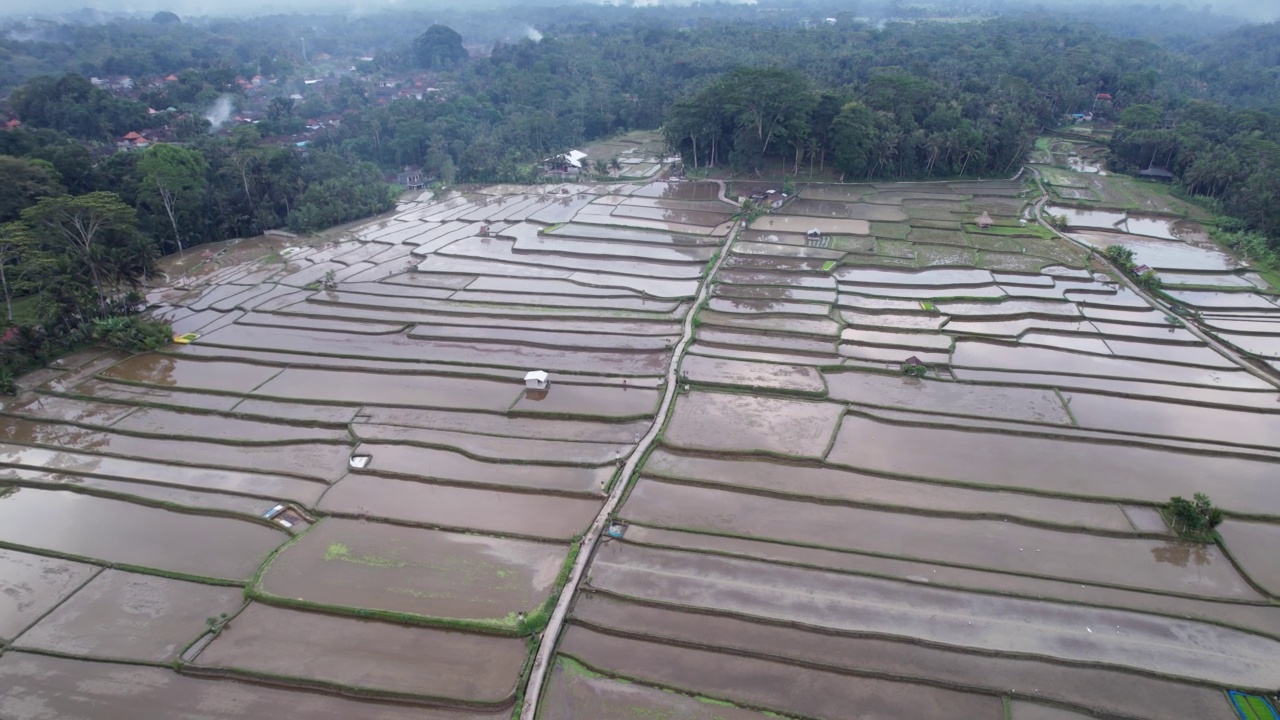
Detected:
[0,488,287,581]
[828,415,1280,515]
[193,603,527,704]
[662,391,843,457]
[0,652,507,720]
[319,475,599,540]
[698,311,841,337]
[706,296,831,316]
[258,519,567,627]
[573,594,1238,720]
[0,550,98,641]
[619,479,1256,598]
[840,310,947,330]
[539,656,782,720]
[840,328,953,352]
[352,445,611,494]
[559,625,1002,720]
[14,570,241,662]
[587,543,1278,687]
[713,283,837,303]
[642,451,1133,531]
[716,269,836,288]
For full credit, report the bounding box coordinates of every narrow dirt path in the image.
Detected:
[518,220,739,720]
[1028,167,1280,389]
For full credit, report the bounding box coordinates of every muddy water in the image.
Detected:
[1070,231,1240,271]
[510,382,660,418]
[841,328,953,352]
[101,355,282,394]
[836,267,994,286]
[621,479,1257,598]
[0,549,98,641]
[409,325,674,353]
[588,543,1279,689]
[0,488,286,580]
[624,524,1280,642]
[0,444,328,503]
[699,311,842,337]
[254,368,521,411]
[714,284,836,303]
[751,216,870,235]
[194,603,527,703]
[663,391,843,457]
[0,653,501,720]
[559,625,1002,720]
[825,372,1070,423]
[630,181,722,201]
[2,395,138,427]
[355,444,611,494]
[14,570,242,662]
[360,407,650,443]
[679,355,825,393]
[573,594,1237,720]
[0,418,350,481]
[261,519,566,620]
[698,327,837,355]
[319,475,599,540]
[716,270,836,288]
[952,341,1264,387]
[643,451,1131,532]
[610,205,732,227]
[1217,520,1280,595]
[112,407,348,444]
[828,415,1280,515]
[356,427,626,465]
[1047,205,1125,230]
[541,658,776,720]
[1123,215,1179,240]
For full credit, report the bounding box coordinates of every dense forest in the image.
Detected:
[1,1,1278,387]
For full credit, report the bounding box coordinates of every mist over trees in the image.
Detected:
[0,1,1278,381]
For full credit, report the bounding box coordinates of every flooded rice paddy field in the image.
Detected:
[5,173,1280,719]
[0,178,731,716]
[550,179,1280,720]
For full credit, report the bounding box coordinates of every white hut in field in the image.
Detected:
[524,370,549,390]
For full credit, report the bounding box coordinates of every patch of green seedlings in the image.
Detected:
[1231,692,1280,720]
[1163,492,1223,542]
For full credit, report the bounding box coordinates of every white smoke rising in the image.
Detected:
[523,25,543,42]
[203,94,235,132]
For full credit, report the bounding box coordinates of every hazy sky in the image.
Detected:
[1,0,1276,22]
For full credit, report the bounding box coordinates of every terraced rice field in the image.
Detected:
[4,167,1280,720]
[0,178,731,718]
[542,176,1280,720]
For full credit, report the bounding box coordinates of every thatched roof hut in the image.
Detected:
[975,211,994,229]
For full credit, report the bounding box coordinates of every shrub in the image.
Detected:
[1166,492,1223,540]
[91,316,173,351]
[1103,244,1136,270]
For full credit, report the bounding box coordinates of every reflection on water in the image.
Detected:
[1151,540,1212,568]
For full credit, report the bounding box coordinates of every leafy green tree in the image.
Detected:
[412,25,468,70]
[0,156,65,223]
[0,222,53,324]
[21,192,154,313]
[136,144,209,253]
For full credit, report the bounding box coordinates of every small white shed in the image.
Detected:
[524,370,549,390]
